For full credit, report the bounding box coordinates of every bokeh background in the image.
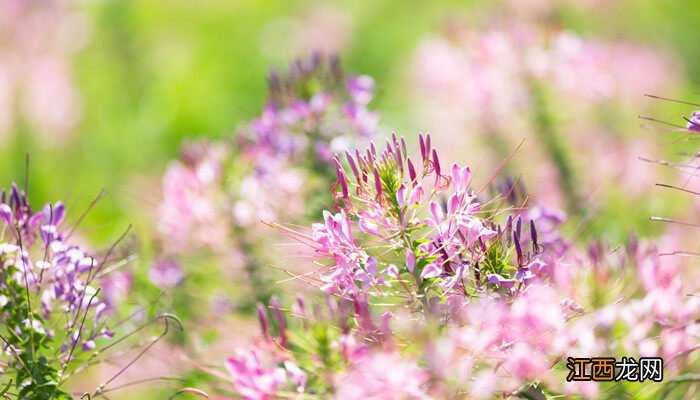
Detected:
[1,0,699,397]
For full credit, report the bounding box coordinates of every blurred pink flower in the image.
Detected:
[231,158,305,227]
[158,141,230,253]
[0,0,85,143]
[226,348,282,400]
[149,258,184,288]
[334,351,429,400]
[226,347,306,400]
[100,270,133,309]
[410,20,679,208]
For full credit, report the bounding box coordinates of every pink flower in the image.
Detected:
[149,258,184,288]
[226,348,283,400]
[312,211,380,294]
[312,211,358,256]
[243,54,377,163]
[225,348,306,400]
[410,20,678,208]
[158,141,230,253]
[347,75,375,106]
[290,134,567,300]
[334,351,429,400]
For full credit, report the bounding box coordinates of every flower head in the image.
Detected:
[274,134,563,304]
[685,110,700,133]
[0,182,121,397]
[242,53,378,163]
[225,347,307,400]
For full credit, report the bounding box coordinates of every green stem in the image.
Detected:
[237,234,273,308]
[529,81,582,214]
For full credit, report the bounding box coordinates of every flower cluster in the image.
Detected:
[0,184,112,398]
[8,4,700,399]
[431,285,598,398]
[225,347,307,399]
[242,53,377,163]
[306,134,559,302]
[211,135,698,399]
[158,141,231,254]
[234,53,378,227]
[156,54,379,258]
[152,56,380,329]
[222,292,421,399]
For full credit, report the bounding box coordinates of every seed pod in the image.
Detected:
[513,230,523,265]
[256,303,270,339]
[530,220,538,251]
[506,215,513,246]
[270,296,288,348]
[345,151,360,182]
[407,157,417,185]
[373,167,383,197]
[432,149,441,178]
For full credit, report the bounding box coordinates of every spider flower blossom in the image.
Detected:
[413,23,675,134]
[233,54,379,227]
[0,184,109,322]
[415,284,597,398]
[225,347,306,400]
[241,53,378,163]
[220,295,363,399]
[0,183,115,397]
[157,55,379,256]
[587,238,700,366]
[214,132,698,399]
[221,293,419,399]
[158,140,231,253]
[231,158,306,228]
[293,134,562,302]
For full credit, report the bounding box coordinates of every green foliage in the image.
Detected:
[286,318,345,396]
[481,239,513,279]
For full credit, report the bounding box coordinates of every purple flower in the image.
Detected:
[686,110,700,132]
[242,54,378,164]
[0,182,117,368]
[101,270,133,309]
[0,203,12,226]
[158,140,231,253]
[346,75,375,105]
[487,273,517,289]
